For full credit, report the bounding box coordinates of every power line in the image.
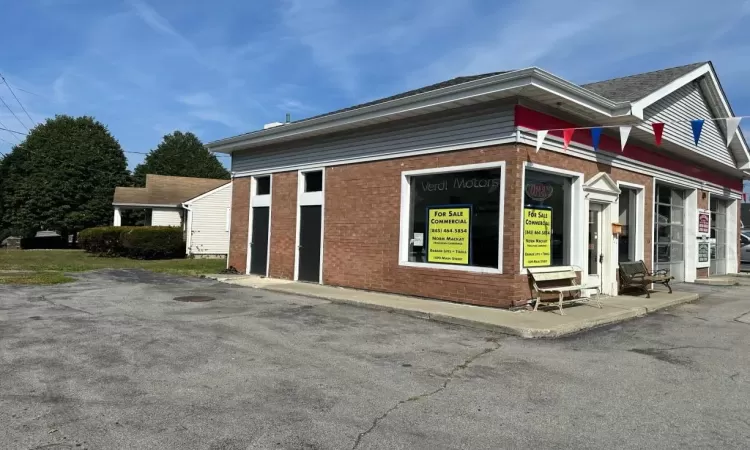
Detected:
[0,94,28,131]
[0,126,230,158]
[0,125,25,135]
[0,118,21,142]
[0,73,36,126]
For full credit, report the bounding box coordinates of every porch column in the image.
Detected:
[113,207,122,227]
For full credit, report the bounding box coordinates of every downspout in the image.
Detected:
[182,204,193,257]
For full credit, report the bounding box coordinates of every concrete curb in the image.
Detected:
[249,284,701,339]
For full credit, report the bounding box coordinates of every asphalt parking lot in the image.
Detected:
[2,270,750,449]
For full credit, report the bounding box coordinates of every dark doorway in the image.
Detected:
[298,205,322,282]
[250,207,270,275]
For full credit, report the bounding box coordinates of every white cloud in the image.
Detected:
[188,109,245,130]
[126,0,181,39]
[178,92,215,108]
[52,74,66,104]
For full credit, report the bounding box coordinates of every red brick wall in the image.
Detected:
[228,178,250,272]
[323,144,652,308]
[268,172,298,280]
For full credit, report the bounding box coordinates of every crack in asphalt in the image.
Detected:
[351,341,502,450]
[30,295,93,316]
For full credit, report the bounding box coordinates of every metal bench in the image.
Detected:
[619,260,673,298]
[527,266,602,315]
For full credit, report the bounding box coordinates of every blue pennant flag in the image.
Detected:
[590,127,602,151]
[691,119,704,146]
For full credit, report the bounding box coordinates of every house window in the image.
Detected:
[405,166,502,269]
[256,176,271,195]
[654,185,685,280]
[523,170,571,266]
[304,171,323,192]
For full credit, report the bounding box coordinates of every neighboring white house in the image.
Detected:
[112,174,231,257]
[183,183,232,257]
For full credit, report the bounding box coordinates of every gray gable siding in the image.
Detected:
[232,103,515,175]
[639,81,734,167]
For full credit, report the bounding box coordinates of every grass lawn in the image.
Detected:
[0,250,227,285]
[0,272,76,285]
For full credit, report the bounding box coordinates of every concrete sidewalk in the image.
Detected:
[203,274,699,338]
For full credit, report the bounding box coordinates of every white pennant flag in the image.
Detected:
[535,130,548,153]
[725,117,742,147]
[619,126,631,151]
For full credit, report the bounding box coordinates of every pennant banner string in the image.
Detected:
[540,114,750,133]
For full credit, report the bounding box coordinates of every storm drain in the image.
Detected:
[173,295,215,303]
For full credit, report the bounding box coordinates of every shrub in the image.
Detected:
[120,227,185,259]
[79,226,185,259]
[79,226,124,256]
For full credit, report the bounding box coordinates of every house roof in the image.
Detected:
[269,63,704,127]
[210,61,750,170]
[113,174,229,207]
[581,62,707,102]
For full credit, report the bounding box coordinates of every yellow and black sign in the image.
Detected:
[427,206,471,265]
[523,207,552,267]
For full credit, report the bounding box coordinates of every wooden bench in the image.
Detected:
[619,260,673,298]
[527,266,602,315]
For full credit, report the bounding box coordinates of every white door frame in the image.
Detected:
[246,175,272,276]
[294,168,325,283]
[583,173,621,296]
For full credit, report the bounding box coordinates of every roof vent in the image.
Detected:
[263,122,285,130]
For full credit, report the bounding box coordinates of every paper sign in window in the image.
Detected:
[523,207,552,267]
[426,206,471,265]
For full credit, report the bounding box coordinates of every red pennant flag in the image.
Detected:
[652,122,665,146]
[563,128,575,149]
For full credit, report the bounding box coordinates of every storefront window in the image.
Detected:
[406,168,501,268]
[654,185,685,279]
[523,170,570,266]
[618,188,635,262]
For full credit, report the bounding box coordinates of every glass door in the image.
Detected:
[588,203,603,289]
[710,198,727,276]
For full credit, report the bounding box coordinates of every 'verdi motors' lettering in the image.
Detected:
[421,177,501,192]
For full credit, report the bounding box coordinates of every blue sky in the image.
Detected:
[1,0,749,191]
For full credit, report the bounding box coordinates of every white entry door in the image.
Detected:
[587,203,605,290]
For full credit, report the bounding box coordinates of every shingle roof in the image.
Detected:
[581,62,707,102]
[113,175,229,206]
[297,72,508,123]
[212,63,710,145]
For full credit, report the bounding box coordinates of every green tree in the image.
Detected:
[132,131,229,186]
[0,115,128,239]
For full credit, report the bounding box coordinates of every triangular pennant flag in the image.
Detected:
[725,117,742,147]
[691,119,704,146]
[619,126,631,151]
[563,128,575,149]
[590,127,602,151]
[652,122,665,146]
[535,130,548,153]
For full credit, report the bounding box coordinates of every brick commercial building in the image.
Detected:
[208,62,749,308]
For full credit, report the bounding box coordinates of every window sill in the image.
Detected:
[399,261,502,274]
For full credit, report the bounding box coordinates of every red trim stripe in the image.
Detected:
[514,105,742,191]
